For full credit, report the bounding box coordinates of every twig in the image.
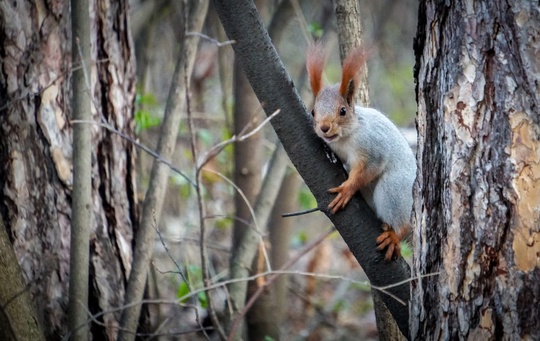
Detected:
[197,109,280,169]
[282,207,320,217]
[71,120,196,187]
[202,168,264,237]
[153,213,208,335]
[186,31,236,47]
[227,228,335,340]
[185,31,226,340]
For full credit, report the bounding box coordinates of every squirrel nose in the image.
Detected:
[320,124,330,133]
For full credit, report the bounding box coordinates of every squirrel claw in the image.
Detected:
[376,228,401,261]
[328,185,354,213]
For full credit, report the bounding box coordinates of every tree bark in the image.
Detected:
[213,0,411,338]
[0,0,138,339]
[412,1,540,340]
[0,217,45,340]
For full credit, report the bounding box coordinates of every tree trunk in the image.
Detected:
[412,1,540,340]
[0,0,138,339]
[213,0,411,338]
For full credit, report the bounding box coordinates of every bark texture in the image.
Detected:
[412,1,540,340]
[213,0,411,337]
[0,0,137,339]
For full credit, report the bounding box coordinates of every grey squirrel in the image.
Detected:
[306,43,416,261]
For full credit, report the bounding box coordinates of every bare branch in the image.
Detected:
[71,120,196,187]
[186,31,236,47]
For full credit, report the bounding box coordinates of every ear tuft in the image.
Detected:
[339,46,368,105]
[306,42,327,97]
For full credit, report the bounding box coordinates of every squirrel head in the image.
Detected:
[306,43,367,144]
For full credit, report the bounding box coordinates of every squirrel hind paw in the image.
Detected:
[376,230,402,261]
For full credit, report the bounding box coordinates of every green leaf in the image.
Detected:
[308,22,323,39]
[137,93,158,106]
[177,281,191,303]
[134,110,161,133]
[298,188,317,210]
[198,291,208,309]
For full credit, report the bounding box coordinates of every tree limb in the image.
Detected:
[212,0,411,337]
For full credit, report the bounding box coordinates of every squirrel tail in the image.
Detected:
[306,42,326,97]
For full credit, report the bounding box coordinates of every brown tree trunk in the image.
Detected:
[0,0,138,339]
[412,1,540,340]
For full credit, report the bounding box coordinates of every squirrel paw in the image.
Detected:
[328,183,355,213]
[376,225,401,261]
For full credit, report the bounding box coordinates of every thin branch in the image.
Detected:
[227,228,334,340]
[185,17,225,340]
[68,6,92,338]
[186,31,236,47]
[282,207,320,217]
[71,120,196,187]
[202,168,264,237]
[152,213,208,336]
[197,108,280,169]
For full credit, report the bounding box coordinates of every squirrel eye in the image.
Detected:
[339,107,347,116]
[311,109,315,117]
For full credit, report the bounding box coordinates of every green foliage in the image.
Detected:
[400,240,412,258]
[177,264,208,308]
[308,22,323,39]
[214,217,232,230]
[264,336,276,341]
[134,92,161,133]
[298,187,317,210]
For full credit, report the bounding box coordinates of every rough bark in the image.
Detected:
[412,1,540,340]
[213,0,411,338]
[0,217,45,340]
[0,0,138,339]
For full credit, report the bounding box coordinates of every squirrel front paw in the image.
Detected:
[328,182,356,213]
[376,224,402,261]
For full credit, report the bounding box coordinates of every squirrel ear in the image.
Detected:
[345,79,356,106]
[306,42,326,97]
[339,46,367,106]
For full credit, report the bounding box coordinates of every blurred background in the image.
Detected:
[129,0,417,339]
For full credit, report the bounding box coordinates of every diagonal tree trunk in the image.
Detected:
[213,0,411,337]
[412,1,540,339]
[0,0,138,339]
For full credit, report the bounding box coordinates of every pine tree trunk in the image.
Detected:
[0,1,138,339]
[412,1,540,339]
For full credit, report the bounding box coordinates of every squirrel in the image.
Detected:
[306,43,416,261]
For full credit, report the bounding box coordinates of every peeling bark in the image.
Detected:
[412,1,540,340]
[0,0,137,339]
